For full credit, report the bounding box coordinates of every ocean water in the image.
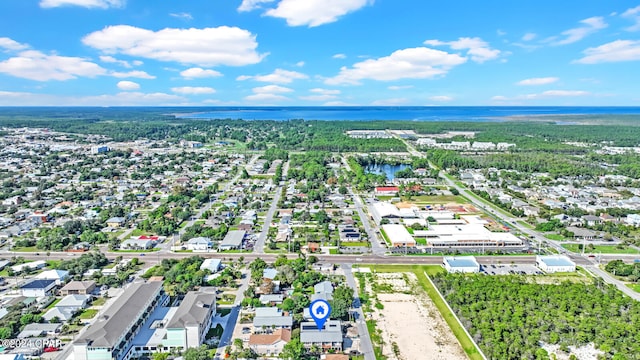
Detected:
[175,106,640,122]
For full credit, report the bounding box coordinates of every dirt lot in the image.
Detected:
[370,273,467,360]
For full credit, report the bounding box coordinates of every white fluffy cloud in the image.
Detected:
[299,88,340,101]
[0,90,185,106]
[180,67,222,79]
[0,50,107,81]
[117,80,139,90]
[83,25,265,67]
[40,0,125,9]
[236,68,307,83]
[100,55,135,68]
[0,37,29,51]
[325,47,466,85]
[238,0,275,12]
[332,53,347,59]
[517,77,559,86]
[575,40,640,64]
[110,70,155,79]
[388,85,413,90]
[265,0,372,27]
[252,85,293,94]
[552,17,607,46]
[424,37,501,63]
[170,12,193,21]
[521,33,537,41]
[622,5,640,32]
[171,86,216,94]
[429,95,453,102]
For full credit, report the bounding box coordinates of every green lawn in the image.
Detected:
[517,221,534,229]
[113,248,161,253]
[415,238,427,246]
[11,246,39,252]
[408,194,466,204]
[364,264,484,360]
[561,244,640,254]
[341,241,369,247]
[626,283,640,293]
[79,309,98,319]
[329,248,340,254]
[379,229,391,246]
[46,298,61,310]
[545,234,566,241]
[92,297,107,306]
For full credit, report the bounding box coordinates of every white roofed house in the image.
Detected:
[253,307,293,333]
[35,269,70,285]
[186,237,212,251]
[199,258,222,273]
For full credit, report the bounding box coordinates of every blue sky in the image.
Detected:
[0,0,640,106]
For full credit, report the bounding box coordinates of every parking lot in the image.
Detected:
[482,264,543,275]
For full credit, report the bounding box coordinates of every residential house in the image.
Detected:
[311,281,334,302]
[186,237,212,251]
[11,260,46,274]
[248,329,291,357]
[20,279,57,297]
[200,259,222,273]
[17,323,61,338]
[43,294,91,322]
[35,269,70,285]
[105,217,125,228]
[60,280,96,296]
[120,238,155,250]
[253,307,293,333]
[300,320,343,352]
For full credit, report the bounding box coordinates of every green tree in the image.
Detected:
[330,285,354,320]
[280,338,306,360]
[183,345,211,360]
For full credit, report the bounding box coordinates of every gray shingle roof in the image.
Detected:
[76,281,163,348]
[166,287,216,329]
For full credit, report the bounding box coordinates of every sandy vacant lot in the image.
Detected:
[372,273,467,360]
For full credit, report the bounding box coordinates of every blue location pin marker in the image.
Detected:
[309,299,331,331]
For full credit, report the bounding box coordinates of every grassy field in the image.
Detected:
[363,264,484,360]
[545,234,566,241]
[379,229,391,246]
[561,243,640,254]
[406,195,466,204]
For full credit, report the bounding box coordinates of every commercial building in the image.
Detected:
[72,280,165,360]
[443,256,481,273]
[420,224,524,249]
[219,230,245,250]
[60,280,96,296]
[536,255,576,273]
[381,224,416,247]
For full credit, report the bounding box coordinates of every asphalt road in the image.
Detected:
[253,160,288,254]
